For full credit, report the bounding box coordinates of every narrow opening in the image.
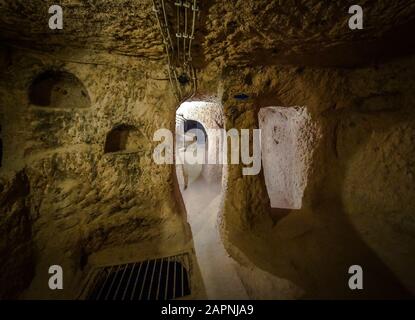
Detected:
[176,117,208,189]
[175,100,250,298]
[259,106,314,210]
[175,101,223,192]
[104,125,141,154]
[184,119,208,147]
[29,70,91,108]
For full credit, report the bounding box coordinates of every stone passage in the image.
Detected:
[1,0,415,300]
[81,254,191,301]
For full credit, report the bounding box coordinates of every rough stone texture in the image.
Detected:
[2,1,415,67]
[342,116,415,293]
[177,101,223,133]
[0,0,164,59]
[215,55,415,298]
[0,0,415,300]
[259,107,319,209]
[0,170,35,299]
[202,0,415,67]
[0,47,188,298]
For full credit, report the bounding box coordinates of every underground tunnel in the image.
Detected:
[0,0,415,303]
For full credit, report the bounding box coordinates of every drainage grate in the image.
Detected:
[82,253,191,300]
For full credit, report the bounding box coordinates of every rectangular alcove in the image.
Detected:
[259,106,316,210]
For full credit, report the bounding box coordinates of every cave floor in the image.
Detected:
[182,178,249,299]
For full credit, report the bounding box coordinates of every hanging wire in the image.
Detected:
[161,0,175,57]
[183,1,190,65]
[153,0,199,102]
[175,1,181,64]
[188,0,198,61]
[152,0,180,101]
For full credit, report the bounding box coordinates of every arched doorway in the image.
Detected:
[175,101,223,192]
[174,100,248,299]
[176,117,208,190]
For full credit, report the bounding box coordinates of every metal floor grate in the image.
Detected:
[82,253,191,300]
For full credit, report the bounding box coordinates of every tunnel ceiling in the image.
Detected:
[1,0,415,66]
[0,0,164,58]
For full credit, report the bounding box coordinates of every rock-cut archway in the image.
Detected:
[29,70,91,109]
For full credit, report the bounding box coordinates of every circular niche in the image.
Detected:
[29,70,91,109]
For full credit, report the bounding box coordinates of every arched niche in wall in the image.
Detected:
[258,106,317,210]
[29,70,91,109]
[184,119,208,145]
[104,125,142,154]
